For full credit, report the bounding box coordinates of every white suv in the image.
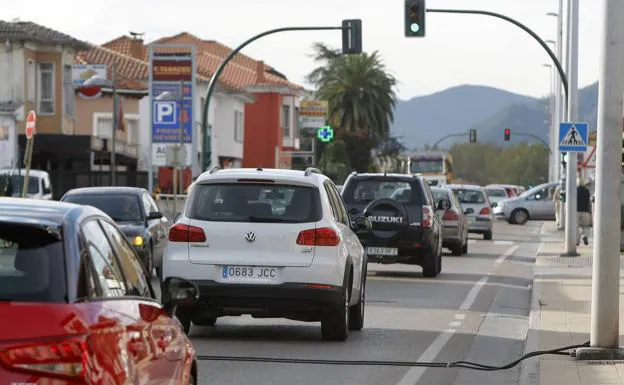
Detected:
[162,167,372,341]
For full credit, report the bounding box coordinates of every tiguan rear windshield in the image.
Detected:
[342,178,425,205]
[187,183,322,223]
[0,222,66,303]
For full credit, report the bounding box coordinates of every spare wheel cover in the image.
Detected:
[363,198,409,243]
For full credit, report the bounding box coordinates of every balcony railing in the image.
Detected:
[97,136,140,158]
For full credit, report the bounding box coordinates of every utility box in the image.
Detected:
[158,166,192,194]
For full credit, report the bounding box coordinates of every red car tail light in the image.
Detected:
[296,227,340,246]
[479,207,491,215]
[442,210,458,221]
[0,337,88,382]
[169,223,207,242]
[421,206,433,227]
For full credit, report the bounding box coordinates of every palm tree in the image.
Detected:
[306,43,397,138]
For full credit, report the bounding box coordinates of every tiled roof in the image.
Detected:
[102,32,302,92]
[0,21,89,50]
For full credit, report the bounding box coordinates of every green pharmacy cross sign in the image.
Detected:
[317,126,334,142]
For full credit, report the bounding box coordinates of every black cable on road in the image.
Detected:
[196,341,588,371]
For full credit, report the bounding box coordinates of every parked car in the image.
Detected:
[493,182,558,225]
[0,197,199,384]
[163,167,371,341]
[443,184,494,240]
[60,187,169,278]
[341,172,448,277]
[483,185,509,208]
[0,168,53,200]
[431,186,469,255]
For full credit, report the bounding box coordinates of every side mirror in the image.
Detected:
[534,194,542,201]
[464,208,475,215]
[43,187,52,195]
[352,216,373,233]
[437,199,451,211]
[161,277,200,316]
[491,202,497,208]
[147,211,164,220]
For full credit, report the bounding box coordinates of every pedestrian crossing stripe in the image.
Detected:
[560,125,586,147]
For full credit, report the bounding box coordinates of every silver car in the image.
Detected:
[493,182,558,225]
[431,187,469,255]
[484,185,508,208]
[443,184,494,240]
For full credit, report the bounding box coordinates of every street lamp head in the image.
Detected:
[82,75,113,87]
[546,12,558,17]
[155,91,176,101]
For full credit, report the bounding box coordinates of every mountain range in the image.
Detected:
[391,82,599,150]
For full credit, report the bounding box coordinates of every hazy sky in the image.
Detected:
[5,0,601,101]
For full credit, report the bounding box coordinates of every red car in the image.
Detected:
[0,198,199,384]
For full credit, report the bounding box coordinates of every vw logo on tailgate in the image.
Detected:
[245,232,256,242]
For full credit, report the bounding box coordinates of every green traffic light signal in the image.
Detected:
[405,0,426,37]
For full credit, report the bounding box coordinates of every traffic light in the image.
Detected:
[469,128,477,143]
[504,128,511,141]
[405,0,426,37]
[342,19,363,54]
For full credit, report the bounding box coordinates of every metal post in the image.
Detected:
[578,0,624,356]
[21,137,33,197]
[562,0,579,256]
[554,0,564,182]
[174,79,184,216]
[148,47,154,193]
[111,61,117,187]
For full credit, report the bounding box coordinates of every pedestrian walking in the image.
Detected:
[553,183,564,229]
[576,177,592,245]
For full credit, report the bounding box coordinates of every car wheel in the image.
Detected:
[436,236,443,274]
[175,311,192,335]
[511,209,529,225]
[462,239,468,254]
[348,273,366,331]
[321,287,350,341]
[422,248,439,278]
[484,230,493,240]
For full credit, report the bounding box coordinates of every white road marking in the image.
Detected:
[454,314,465,320]
[448,321,462,327]
[495,244,519,265]
[493,240,514,245]
[395,243,518,385]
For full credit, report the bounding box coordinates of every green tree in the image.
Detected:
[306,43,398,171]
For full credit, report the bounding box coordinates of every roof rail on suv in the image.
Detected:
[208,166,221,174]
[304,167,321,176]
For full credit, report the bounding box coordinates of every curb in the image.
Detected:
[518,225,546,385]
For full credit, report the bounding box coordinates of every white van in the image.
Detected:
[0,169,53,200]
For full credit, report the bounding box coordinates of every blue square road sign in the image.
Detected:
[559,122,589,152]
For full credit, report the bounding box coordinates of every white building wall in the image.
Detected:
[0,44,25,102]
[213,94,245,160]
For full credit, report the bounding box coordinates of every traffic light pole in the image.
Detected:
[506,132,552,153]
[200,24,354,172]
[426,8,568,102]
[431,132,470,148]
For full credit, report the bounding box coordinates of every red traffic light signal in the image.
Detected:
[504,128,511,141]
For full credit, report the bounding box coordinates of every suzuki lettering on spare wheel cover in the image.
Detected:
[363,197,409,246]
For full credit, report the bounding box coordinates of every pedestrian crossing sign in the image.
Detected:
[559,122,589,152]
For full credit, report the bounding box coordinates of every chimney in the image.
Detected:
[256,60,266,84]
[129,32,145,59]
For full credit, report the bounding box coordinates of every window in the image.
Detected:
[99,220,152,298]
[234,110,244,142]
[125,117,139,144]
[38,62,54,114]
[62,194,144,222]
[343,179,424,205]
[0,222,66,303]
[282,105,291,137]
[451,189,487,204]
[63,65,74,117]
[485,188,507,198]
[431,189,451,203]
[95,114,113,139]
[409,158,444,173]
[27,60,35,102]
[141,193,153,215]
[188,183,322,223]
[324,182,348,225]
[82,220,127,297]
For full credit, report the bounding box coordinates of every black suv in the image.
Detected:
[341,172,450,277]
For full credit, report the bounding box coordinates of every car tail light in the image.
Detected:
[169,223,206,242]
[0,337,88,382]
[296,227,340,246]
[479,207,491,215]
[442,210,458,221]
[422,206,433,227]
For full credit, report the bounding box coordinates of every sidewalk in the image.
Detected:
[521,221,624,385]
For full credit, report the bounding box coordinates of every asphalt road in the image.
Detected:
[185,220,544,385]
